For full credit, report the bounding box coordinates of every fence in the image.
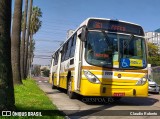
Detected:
[152,66,160,85]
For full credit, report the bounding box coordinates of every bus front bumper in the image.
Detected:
[79,80,148,97]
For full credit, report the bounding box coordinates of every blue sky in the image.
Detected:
[14,0,160,65]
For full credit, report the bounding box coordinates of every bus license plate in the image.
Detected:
[113,93,125,96]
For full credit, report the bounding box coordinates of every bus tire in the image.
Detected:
[52,74,56,89]
[67,78,76,99]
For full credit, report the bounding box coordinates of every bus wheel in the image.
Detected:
[52,74,56,89]
[67,79,76,99]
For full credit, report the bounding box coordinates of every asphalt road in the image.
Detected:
[34,77,160,119]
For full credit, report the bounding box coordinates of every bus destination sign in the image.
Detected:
[88,19,144,36]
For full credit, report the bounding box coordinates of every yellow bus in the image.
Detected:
[49,18,148,99]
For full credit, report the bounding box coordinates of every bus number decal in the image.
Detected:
[104,71,113,76]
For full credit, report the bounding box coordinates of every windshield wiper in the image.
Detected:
[101,30,112,47]
[123,34,134,49]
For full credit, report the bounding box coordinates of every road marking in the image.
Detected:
[38,80,48,83]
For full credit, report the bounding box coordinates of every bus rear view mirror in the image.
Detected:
[78,26,87,42]
[52,54,55,58]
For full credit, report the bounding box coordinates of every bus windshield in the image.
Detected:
[85,31,147,69]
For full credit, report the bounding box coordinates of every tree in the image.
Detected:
[20,0,28,80]
[28,6,42,77]
[32,65,41,76]
[24,0,33,79]
[22,4,42,78]
[11,0,22,84]
[28,39,35,78]
[42,68,50,77]
[30,39,35,63]
[0,0,15,110]
[147,42,160,66]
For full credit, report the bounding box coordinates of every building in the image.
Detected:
[145,32,160,45]
[66,29,74,39]
[145,32,160,53]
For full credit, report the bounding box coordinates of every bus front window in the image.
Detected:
[119,36,147,69]
[85,31,147,69]
[85,31,117,67]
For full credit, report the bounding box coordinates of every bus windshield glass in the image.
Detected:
[85,31,147,69]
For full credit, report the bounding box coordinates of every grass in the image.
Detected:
[15,79,55,110]
[1,79,65,119]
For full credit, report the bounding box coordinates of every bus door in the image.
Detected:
[74,32,83,91]
[56,51,62,86]
[49,58,54,84]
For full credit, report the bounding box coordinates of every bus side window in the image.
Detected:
[64,42,69,61]
[70,34,77,58]
[54,53,56,65]
[61,44,66,62]
[54,51,59,65]
[65,38,72,60]
[53,57,56,66]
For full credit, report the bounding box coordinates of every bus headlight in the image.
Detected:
[136,76,147,85]
[83,70,100,84]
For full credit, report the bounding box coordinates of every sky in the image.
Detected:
[13,0,160,65]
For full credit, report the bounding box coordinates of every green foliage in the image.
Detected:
[42,68,50,77]
[147,42,160,66]
[22,6,42,35]
[148,42,159,57]
[30,6,42,35]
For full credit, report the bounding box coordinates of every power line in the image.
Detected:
[42,19,80,25]
[34,33,66,38]
[35,49,54,51]
[34,55,51,57]
[34,51,54,53]
[36,30,67,34]
[34,57,51,59]
[39,29,67,33]
[35,39,64,43]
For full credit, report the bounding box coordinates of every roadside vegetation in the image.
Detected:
[8,79,64,119]
[148,42,160,66]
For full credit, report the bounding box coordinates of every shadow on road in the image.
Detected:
[45,87,67,95]
[66,105,113,117]
[49,87,159,106]
[116,97,159,106]
[77,96,159,106]
[45,90,64,95]
[66,96,159,118]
